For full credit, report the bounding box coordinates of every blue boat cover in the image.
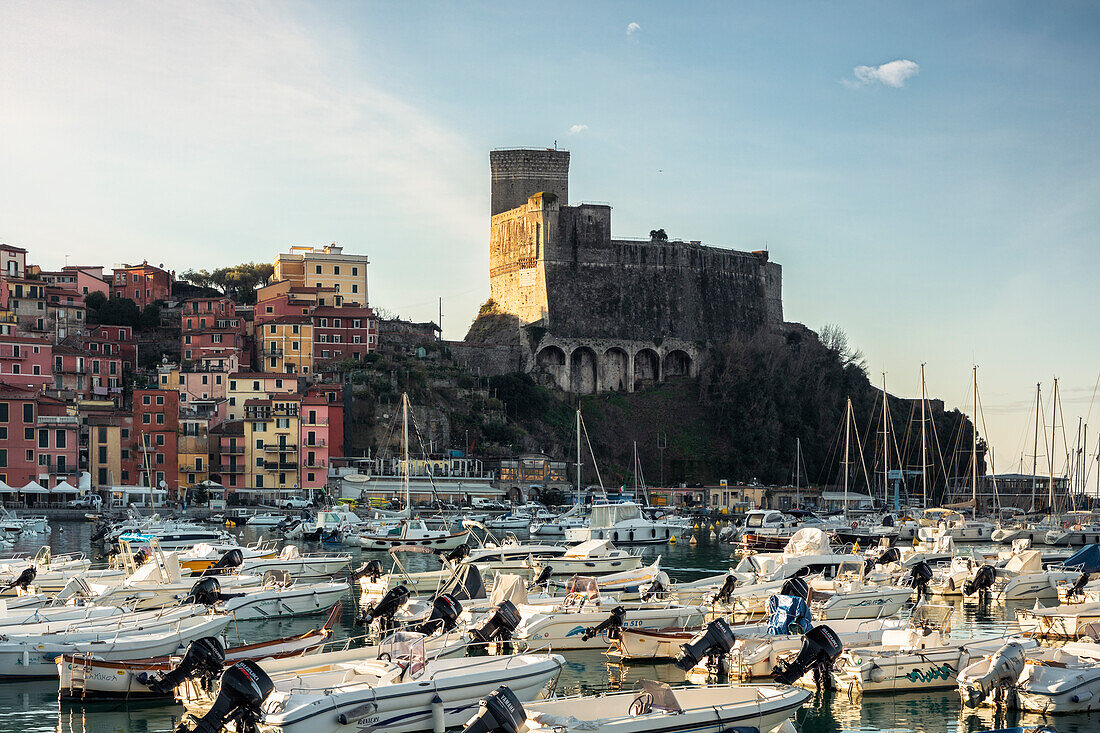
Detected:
[1063,544,1100,572]
[767,594,812,635]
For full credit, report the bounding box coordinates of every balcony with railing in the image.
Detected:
[217,463,245,474]
[302,457,327,468]
[264,443,298,453]
[302,438,327,447]
[263,460,298,470]
[36,415,80,428]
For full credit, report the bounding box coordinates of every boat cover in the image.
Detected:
[438,563,486,601]
[784,528,829,557]
[1062,544,1100,572]
[489,574,528,606]
[767,594,812,635]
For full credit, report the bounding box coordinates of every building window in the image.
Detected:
[23,404,32,423]
[55,429,65,448]
[142,413,151,424]
[156,395,164,405]
[142,395,150,405]
[0,403,7,423]
[352,284,358,293]
[351,267,358,276]
[315,265,322,274]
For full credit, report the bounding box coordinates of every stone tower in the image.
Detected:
[489,148,570,215]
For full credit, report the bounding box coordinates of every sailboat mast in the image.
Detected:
[795,437,801,508]
[882,372,889,511]
[575,408,582,505]
[844,397,851,521]
[972,366,979,513]
[1050,379,1058,514]
[402,392,410,515]
[1033,383,1041,513]
[920,364,928,510]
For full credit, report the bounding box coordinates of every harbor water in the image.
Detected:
[1,520,1095,733]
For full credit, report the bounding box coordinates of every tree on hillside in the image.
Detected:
[649,229,668,241]
[181,262,276,304]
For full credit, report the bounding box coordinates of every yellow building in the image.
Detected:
[177,417,211,489]
[226,372,300,421]
[258,317,313,376]
[87,416,123,488]
[244,396,301,501]
[273,244,368,304]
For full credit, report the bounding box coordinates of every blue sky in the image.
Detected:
[1,1,1097,477]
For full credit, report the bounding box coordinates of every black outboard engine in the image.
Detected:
[351,559,384,582]
[414,593,463,635]
[641,576,668,602]
[674,618,736,673]
[141,636,226,694]
[772,625,842,689]
[177,660,275,733]
[356,584,411,629]
[90,522,110,543]
[863,546,901,576]
[200,549,244,577]
[530,565,553,589]
[779,576,810,603]
[469,600,522,643]
[183,576,241,606]
[908,561,933,597]
[963,564,996,598]
[711,574,737,604]
[580,606,626,642]
[1068,571,1090,600]
[2,567,36,592]
[460,685,527,733]
[443,544,470,564]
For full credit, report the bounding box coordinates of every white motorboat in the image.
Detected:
[528,539,642,576]
[177,541,278,574]
[245,512,289,527]
[564,502,675,545]
[0,607,232,678]
[1045,514,1100,547]
[512,578,706,650]
[463,680,810,733]
[461,524,567,573]
[346,518,469,551]
[238,545,352,579]
[58,609,338,702]
[0,507,49,534]
[958,639,1100,713]
[200,572,349,621]
[248,637,564,733]
[1015,600,1100,638]
[833,626,1038,694]
[916,508,995,543]
[118,525,232,550]
[486,510,537,531]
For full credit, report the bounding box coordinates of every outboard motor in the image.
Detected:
[351,559,384,582]
[711,574,737,604]
[674,618,736,673]
[2,567,36,592]
[864,546,902,575]
[183,577,241,606]
[779,576,810,603]
[460,685,527,733]
[772,625,842,690]
[908,561,933,598]
[958,640,1027,709]
[443,544,470,564]
[1067,572,1090,600]
[963,564,996,598]
[469,600,522,643]
[415,593,463,635]
[356,584,411,629]
[640,573,669,602]
[177,660,275,733]
[200,549,244,577]
[530,565,553,589]
[580,606,626,642]
[90,522,110,543]
[140,637,226,694]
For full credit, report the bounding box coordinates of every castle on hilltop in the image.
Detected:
[463,148,784,394]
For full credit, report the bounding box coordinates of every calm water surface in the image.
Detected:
[0,520,1093,733]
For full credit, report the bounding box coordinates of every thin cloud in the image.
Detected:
[626,22,640,36]
[847,59,920,88]
[569,124,588,135]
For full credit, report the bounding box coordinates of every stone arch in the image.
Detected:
[634,348,660,389]
[663,349,692,379]
[569,347,598,394]
[600,347,630,392]
[536,345,567,389]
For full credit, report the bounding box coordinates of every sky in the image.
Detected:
[1,1,1097,480]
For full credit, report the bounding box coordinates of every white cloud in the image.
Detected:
[848,59,920,88]
[569,124,588,135]
[626,22,640,36]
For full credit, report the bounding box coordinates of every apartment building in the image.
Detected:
[111,261,172,306]
[0,335,52,389]
[181,297,247,363]
[244,396,301,501]
[133,389,180,493]
[226,372,300,421]
[258,317,313,375]
[273,244,368,304]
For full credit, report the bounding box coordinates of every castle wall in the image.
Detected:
[488,193,554,325]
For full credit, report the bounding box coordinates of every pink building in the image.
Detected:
[35,396,80,487]
[111,261,172,306]
[311,305,379,366]
[86,325,137,372]
[0,335,52,390]
[300,389,343,489]
[52,344,123,400]
[181,297,247,363]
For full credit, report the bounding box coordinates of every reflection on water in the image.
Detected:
[0,521,1094,732]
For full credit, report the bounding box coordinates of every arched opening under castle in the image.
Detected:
[634,348,660,390]
[601,347,630,392]
[536,345,567,389]
[570,347,598,394]
[663,349,692,379]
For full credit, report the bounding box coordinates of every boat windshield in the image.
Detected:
[746,513,767,528]
[590,503,641,528]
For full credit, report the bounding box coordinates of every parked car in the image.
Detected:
[67,494,102,510]
[278,496,313,509]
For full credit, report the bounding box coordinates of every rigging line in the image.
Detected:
[975,380,1001,512]
[818,405,849,487]
[578,410,605,491]
[1084,372,1100,427]
[850,406,874,494]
